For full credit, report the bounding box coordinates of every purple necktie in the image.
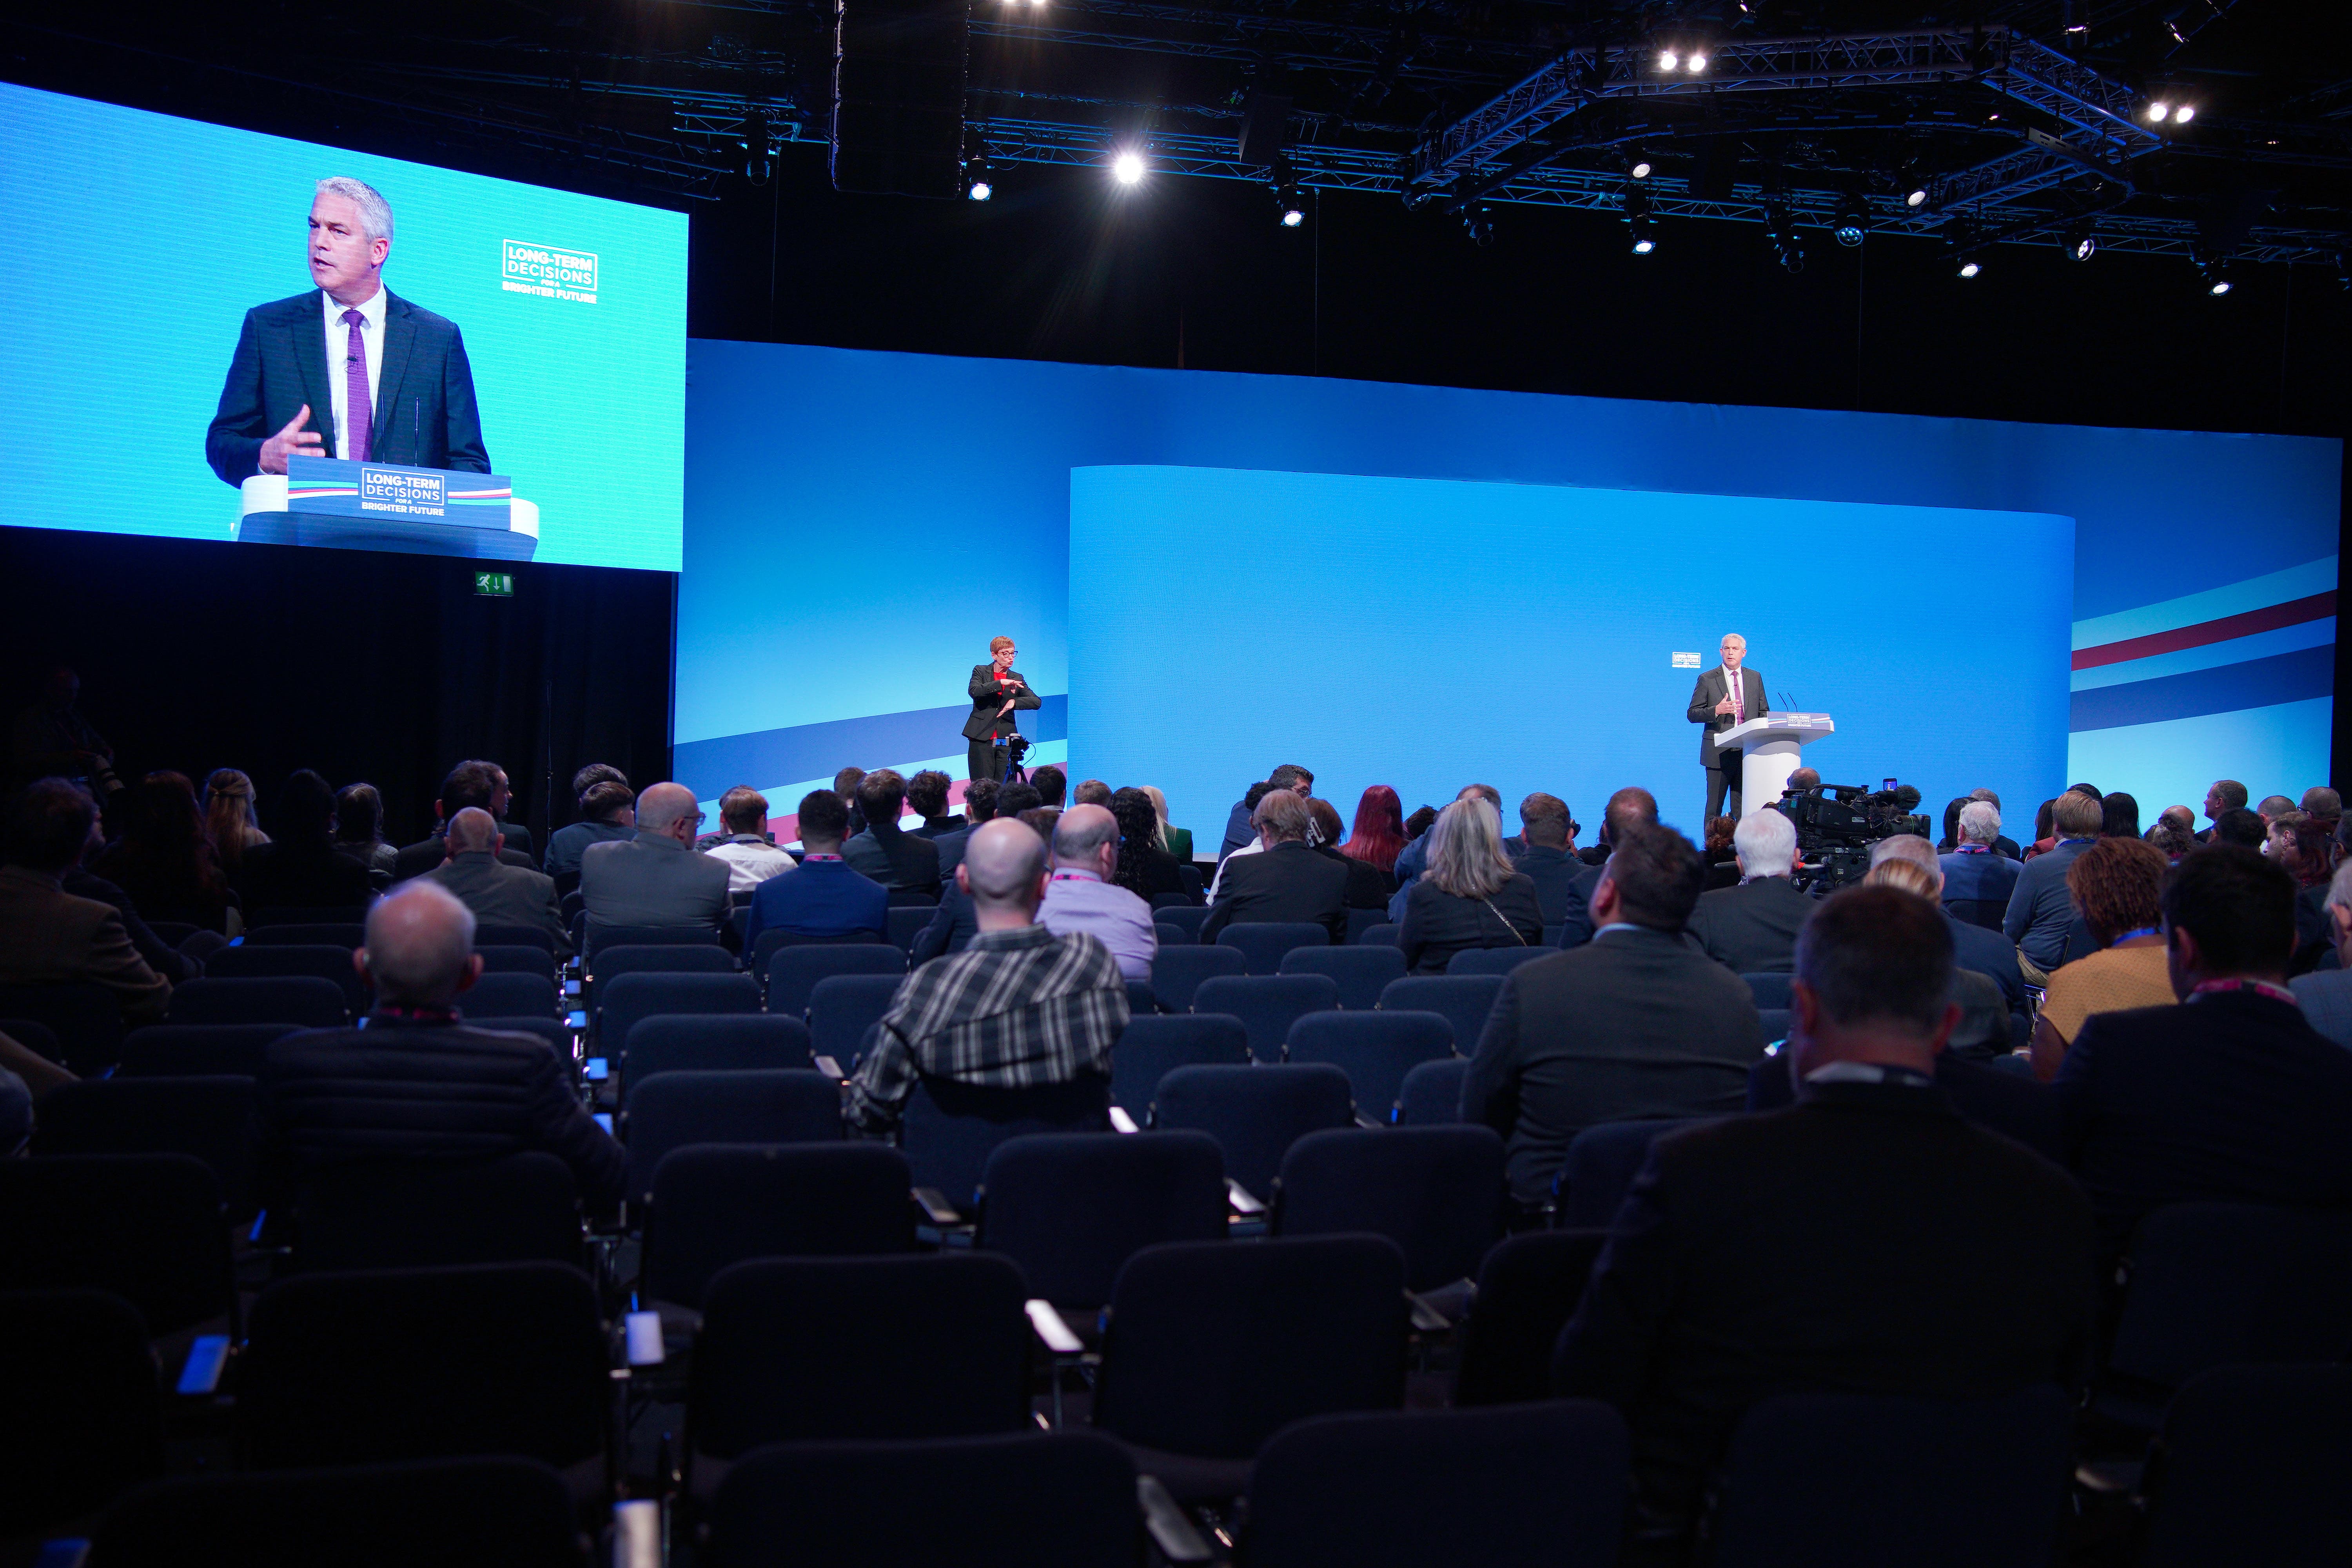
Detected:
[341,308,371,463]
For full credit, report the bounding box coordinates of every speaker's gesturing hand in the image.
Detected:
[259,405,325,474]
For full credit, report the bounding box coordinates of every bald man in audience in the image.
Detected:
[1038,803,1157,981]
[261,881,624,1210]
[425,806,570,952]
[845,819,1127,1134]
[579,780,730,935]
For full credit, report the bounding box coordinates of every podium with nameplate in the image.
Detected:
[234,455,540,561]
[1719,713,1836,817]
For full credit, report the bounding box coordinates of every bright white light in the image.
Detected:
[1905,187,1928,208]
[2073,235,2096,260]
[1687,52,1708,72]
[967,180,992,201]
[1281,208,1303,227]
[1658,50,1678,71]
[1630,159,1652,179]
[2147,102,2171,123]
[2210,278,2231,295]
[1958,259,1981,278]
[2173,105,2196,124]
[1632,238,1655,254]
[1111,150,1145,185]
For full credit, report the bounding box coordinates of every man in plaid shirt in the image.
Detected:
[846,817,1129,1132]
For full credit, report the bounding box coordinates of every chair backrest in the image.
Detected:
[0,1153,232,1338]
[1094,1235,1408,1460]
[901,1074,1113,1208]
[2107,1202,2352,1394]
[1151,944,1246,1013]
[463,970,560,1021]
[0,981,124,1071]
[598,970,760,1056]
[1153,920,1193,949]
[765,942,907,1016]
[1283,1009,1453,1112]
[1376,975,1504,1055]
[250,905,371,929]
[115,1022,296,1079]
[239,1261,607,1472]
[748,927,881,976]
[1191,974,1340,1060]
[975,1131,1227,1309]
[474,944,559,981]
[1452,1229,1612,1406]
[886,886,939,907]
[1445,946,1552,978]
[642,1143,915,1308]
[2139,1363,2352,1568]
[596,942,740,982]
[1149,1063,1356,1198]
[624,1013,816,1088]
[1110,1013,1250,1115]
[1706,1386,2075,1568]
[1395,1056,1472,1127]
[584,922,720,970]
[1244,1403,1628,1568]
[290,1152,582,1272]
[474,922,558,954]
[243,924,364,948]
[89,1455,584,1568]
[1556,1118,1704,1227]
[1156,905,1212,940]
[1345,906,1388,945]
[32,1075,260,1219]
[0,1287,163,1536]
[621,1069,844,1207]
[205,944,369,1012]
[708,1431,1139,1568]
[1272,1125,1506,1291]
[1740,971,1794,1009]
[1219,922,1331,975]
[167,975,347,1029]
[1757,1007,1792,1043]
[1356,922,1400,947]
[691,1254,1031,1457]
[1151,891,1198,911]
[469,1017,572,1057]
[807,973,909,1069]
[1943,898,2008,932]
[885,905,934,952]
[1279,945,1408,1009]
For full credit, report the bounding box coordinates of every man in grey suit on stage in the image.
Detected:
[205,176,490,485]
[1686,632,1769,820]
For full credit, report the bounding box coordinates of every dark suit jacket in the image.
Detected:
[1200,841,1350,945]
[910,883,979,963]
[1123,844,1194,904]
[742,860,889,952]
[961,665,1041,742]
[1316,845,1397,911]
[1397,875,1546,975]
[579,833,731,933]
[1461,926,1767,1203]
[1747,1050,2063,1162]
[233,841,375,913]
[261,1012,623,1210]
[206,289,490,484]
[1684,875,1815,975]
[425,851,570,953]
[932,822,977,889]
[1554,862,1607,950]
[1947,912,2031,1053]
[393,832,536,884]
[1553,1078,2097,1556]
[842,822,941,893]
[62,867,196,984]
[911,816,963,840]
[2053,990,2352,1258]
[1685,665,1770,765]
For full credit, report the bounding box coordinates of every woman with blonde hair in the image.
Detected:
[1140,784,1192,863]
[1397,796,1544,974]
[201,768,270,875]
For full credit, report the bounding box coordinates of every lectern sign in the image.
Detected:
[286,456,512,529]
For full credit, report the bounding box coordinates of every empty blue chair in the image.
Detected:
[249,906,370,930]
[474,945,559,982]
[1741,972,1793,1009]
[1153,920,1192,948]
[116,1023,297,1079]
[1396,1056,1471,1126]
[1125,978,1156,1018]
[1446,946,1551,978]
[2139,1364,2352,1567]
[1284,1010,1452,1112]
[1150,1063,1355,1199]
[885,906,933,952]
[1218,922,1330,975]
[642,1143,914,1307]
[1192,974,1339,1061]
[1706,1386,2074,1568]
[0,983,123,1072]
[31,1075,261,1220]
[1344,907,1387,945]
[1758,1007,1791,1043]
[470,1016,570,1057]
[1377,975,1503,1056]
[463,971,559,1021]
[626,1014,815,1087]
[1110,1013,1250,1115]
[583,922,720,971]
[900,1075,1112,1211]
[1156,906,1212,941]
[599,972,759,1057]
[1245,1403,1628,1568]
[1273,1126,1506,1292]
[1152,945,1246,1014]
[1454,1230,1611,1407]
[166,976,345,1029]
[474,923,559,954]
[205,944,368,1013]
[974,1131,1227,1309]
[1279,945,1406,1010]
[622,1069,842,1204]
[765,944,906,1017]
[808,974,907,1069]
[1356,923,1400,947]
[243,924,363,949]
[1555,1118,1703,1227]
[597,944,738,984]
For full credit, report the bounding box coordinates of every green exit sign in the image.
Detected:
[473,571,514,597]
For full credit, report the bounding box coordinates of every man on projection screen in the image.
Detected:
[1687,632,1769,820]
[205,177,490,485]
[963,635,1041,786]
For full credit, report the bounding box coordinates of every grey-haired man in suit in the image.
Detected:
[1685,633,1769,820]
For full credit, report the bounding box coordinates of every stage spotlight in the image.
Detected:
[1275,181,1305,226]
[2067,227,2096,261]
[1764,205,1804,273]
[1905,185,1928,209]
[962,145,994,201]
[1831,195,1868,248]
[1958,254,1982,278]
[1627,151,1652,180]
[2146,102,2171,123]
[740,110,773,186]
[2173,104,2196,124]
[2198,255,2234,295]
[1658,50,1679,71]
[1686,51,1708,73]
[1111,149,1145,185]
[1623,186,1656,253]
[1461,201,1495,246]
[967,178,992,201]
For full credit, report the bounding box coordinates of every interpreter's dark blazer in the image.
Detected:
[1200,841,1350,945]
[1685,665,1770,764]
[961,665,1041,742]
[206,289,490,484]
[1684,874,1817,975]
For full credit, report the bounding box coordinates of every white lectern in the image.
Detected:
[1719,713,1836,818]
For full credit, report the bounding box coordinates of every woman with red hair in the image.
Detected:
[1340,784,1407,873]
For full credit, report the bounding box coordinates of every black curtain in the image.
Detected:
[0,525,673,847]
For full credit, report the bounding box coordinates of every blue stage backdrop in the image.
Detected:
[678,341,2339,844]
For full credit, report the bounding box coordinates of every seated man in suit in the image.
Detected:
[543,767,635,879]
[2291,860,2352,1047]
[1684,808,1814,974]
[1218,764,1313,862]
[1510,793,1582,925]
[206,177,490,485]
[2003,787,2104,983]
[842,769,941,894]
[1557,787,1659,944]
[578,782,730,936]
[743,789,888,951]
[0,778,171,1027]
[1557,883,2098,1564]
[1461,822,1765,1206]
[1037,804,1156,982]
[1866,835,2032,1054]
[392,759,535,883]
[700,786,797,894]
[930,778,997,889]
[261,880,622,1212]
[423,808,570,953]
[846,818,1127,1134]
[1201,790,1350,946]
[2054,843,2352,1262]
[1940,799,2023,920]
[233,769,374,913]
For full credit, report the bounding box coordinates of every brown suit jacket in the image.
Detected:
[0,865,171,1024]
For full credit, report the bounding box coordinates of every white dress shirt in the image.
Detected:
[323,286,387,461]
[705,835,798,894]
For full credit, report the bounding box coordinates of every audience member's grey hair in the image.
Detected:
[1868,833,1943,889]
[1968,787,2001,809]
[1426,797,1517,900]
[2327,860,2352,916]
[316,176,394,243]
[1252,789,1310,845]
[1733,809,1798,877]
[1958,800,2001,846]
[1052,804,1118,866]
[364,881,474,1004]
[635,782,698,833]
[446,806,500,853]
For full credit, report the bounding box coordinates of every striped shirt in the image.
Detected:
[844,921,1128,1131]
